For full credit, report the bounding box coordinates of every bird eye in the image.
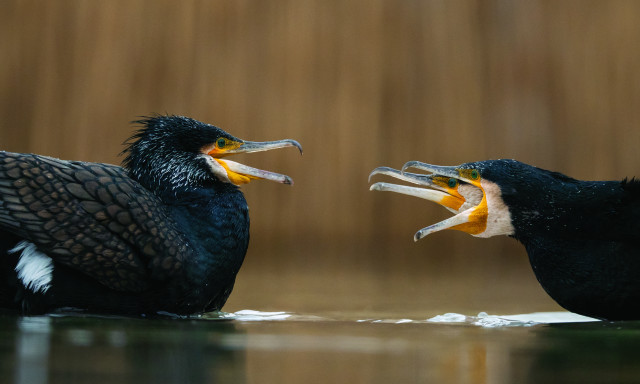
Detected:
[448,178,457,188]
[470,170,479,180]
[216,138,226,149]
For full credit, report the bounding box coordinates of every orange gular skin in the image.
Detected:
[450,170,487,235]
[214,159,258,185]
[450,193,488,235]
[203,140,253,185]
[431,176,466,211]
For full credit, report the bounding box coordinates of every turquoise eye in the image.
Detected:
[217,138,226,148]
[470,170,479,180]
[448,178,457,188]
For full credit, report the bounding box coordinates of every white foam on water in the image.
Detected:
[499,312,599,324]
[426,313,467,323]
[216,309,600,327]
[231,310,292,321]
[426,311,600,328]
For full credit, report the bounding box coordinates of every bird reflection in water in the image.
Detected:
[8,314,246,384]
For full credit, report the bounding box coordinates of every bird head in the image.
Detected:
[122,115,302,196]
[369,159,528,241]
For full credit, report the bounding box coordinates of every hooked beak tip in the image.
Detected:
[401,161,418,174]
[289,140,303,155]
[367,169,381,183]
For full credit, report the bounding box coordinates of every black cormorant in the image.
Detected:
[0,115,302,315]
[370,159,640,321]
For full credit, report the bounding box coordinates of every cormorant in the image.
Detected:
[369,159,640,321]
[0,115,302,315]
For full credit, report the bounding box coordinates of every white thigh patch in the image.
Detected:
[10,241,54,293]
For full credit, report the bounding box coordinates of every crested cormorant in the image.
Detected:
[370,159,640,321]
[0,115,302,315]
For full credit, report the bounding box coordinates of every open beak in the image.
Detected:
[205,139,302,185]
[368,167,467,212]
[369,161,487,241]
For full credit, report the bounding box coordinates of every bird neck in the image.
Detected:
[509,179,638,244]
[167,183,250,308]
[166,184,249,246]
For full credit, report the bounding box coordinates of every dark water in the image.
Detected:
[2,256,640,384]
[2,309,640,384]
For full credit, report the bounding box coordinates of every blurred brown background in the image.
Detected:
[2,1,640,313]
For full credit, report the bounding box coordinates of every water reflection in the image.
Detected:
[526,322,640,384]
[3,311,640,384]
[2,314,247,384]
[15,317,51,384]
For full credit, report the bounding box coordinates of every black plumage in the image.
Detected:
[370,159,640,320]
[0,115,301,315]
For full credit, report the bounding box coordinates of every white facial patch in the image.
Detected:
[10,241,54,293]
[201,154,232,183]
[475,179,515,238]
[457,183,484,212]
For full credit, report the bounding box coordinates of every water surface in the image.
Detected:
[2,257,640,384]
[3,306,640,384]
